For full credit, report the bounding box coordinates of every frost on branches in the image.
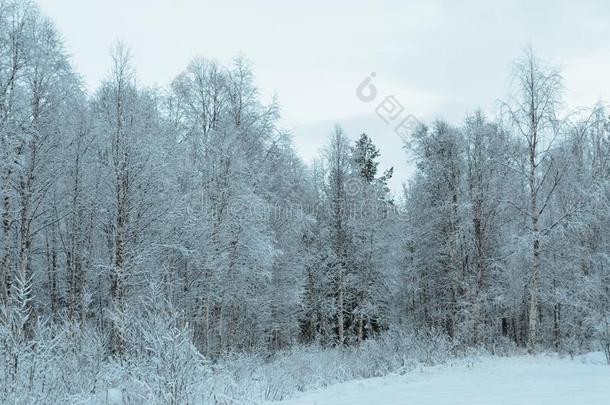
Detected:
[0,1,609,403]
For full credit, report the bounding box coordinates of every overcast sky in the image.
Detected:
[37,0,610,193]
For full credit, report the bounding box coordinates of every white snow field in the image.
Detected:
[271,353,609,405]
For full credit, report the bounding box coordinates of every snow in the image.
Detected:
[105,388,123,405]
[270,354,610,405]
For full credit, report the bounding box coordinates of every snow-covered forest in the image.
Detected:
[1,0,609,403]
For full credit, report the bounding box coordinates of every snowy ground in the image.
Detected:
[270,353,609,405]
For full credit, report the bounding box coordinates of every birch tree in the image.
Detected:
[325,126,351,345]
[503,48,564,348]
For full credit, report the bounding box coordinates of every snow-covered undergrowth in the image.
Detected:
[0,324,465,404]
[2,319,606,404]
[208,328,460,403]
[0,318,209,404]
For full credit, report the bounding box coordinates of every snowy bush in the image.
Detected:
[0,318,105,404]
[0,308,209,404]
[594,315,610,365]
[204,327,459,402]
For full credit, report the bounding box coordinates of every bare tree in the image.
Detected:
[326,125,351,345]
[503,47,564,348]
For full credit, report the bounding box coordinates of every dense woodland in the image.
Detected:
[1,0,609,402]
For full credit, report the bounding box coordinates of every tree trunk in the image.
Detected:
[1,170,11,302]
[337,283,345,345]
[528,179,540,349]
[45,229,59,319]
[357,317,364,342]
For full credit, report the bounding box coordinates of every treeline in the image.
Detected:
[0,0,400,362]
[403,53,610,351]
[1,0,609,378]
